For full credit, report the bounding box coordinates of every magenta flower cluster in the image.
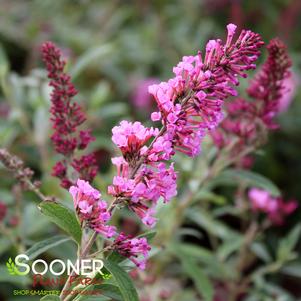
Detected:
[65,24,264,269]
[113,232,151,270]
[41,42,98,189]
[211,38,293,163]
[70,179,116,238]
[149,24,263,157]
[109,121,177,227]
[69,179,150,268]
[248,188,297,225]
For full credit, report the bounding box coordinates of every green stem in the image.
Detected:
[60,232,99,300]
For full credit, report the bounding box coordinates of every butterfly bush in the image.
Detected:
[41,43,98,189]
[0,7,298,300]
[37,26,299,288]
[43,24,262,270]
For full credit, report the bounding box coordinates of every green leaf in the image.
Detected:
[180,256,213,301]
[172,243,214,262]
[212,205,241,218]
[38,202,82,244]
[137,231,156,241]
[277,224,301,261]
[76,297,111,301]
[281,263,301,278]
[194,190,227,205]
[107,251,125,264]
[170,242,231,279]
[25,235,72,260]
[210,169,281,197]
[70,44,112,79]
[0,44,9,78]
[40,295,60,301]
[217,237,243,261]
[251,242,272,263]
[76,284,123,301]
[103,259,139,301]
[177,227,203,239]
[90,82,110,108]
[98,103,128,119]
[0,264,31,286]
[186,209,241,241]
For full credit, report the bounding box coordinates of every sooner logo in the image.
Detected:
[7,254,105,276]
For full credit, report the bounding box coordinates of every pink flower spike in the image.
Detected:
[148,25,263,158]
[41,42,98,189]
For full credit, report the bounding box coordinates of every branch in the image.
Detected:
[0,148,53,202]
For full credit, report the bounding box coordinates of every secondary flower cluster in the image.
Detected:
[69,180,150,268]
[113,232,151,269]
[70,179,116,238]
[211,39,292,166]
[248,188,297,225]
[42,42,98,189]
[108,149,177,227]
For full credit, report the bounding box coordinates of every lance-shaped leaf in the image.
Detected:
[38,202,82,244]
[103,259,139,301]
[26,235,72,260]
